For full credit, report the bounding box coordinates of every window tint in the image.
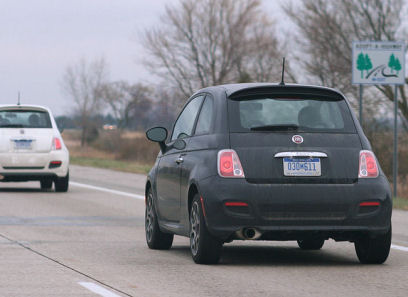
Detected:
[228,97,355,133]
[195,97,214,135]
[0,110,52,128]
[171,95,204,141]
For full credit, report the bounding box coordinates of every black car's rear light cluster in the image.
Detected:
[224,201,250,215]
[225,202,248,207]
[359,202,380,207]
[358,150,379,178]
[217,149,245,178]
[358,201,380,215]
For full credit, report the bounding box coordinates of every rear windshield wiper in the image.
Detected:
[250,124,299,131]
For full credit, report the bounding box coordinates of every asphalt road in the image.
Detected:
[1,165,408,297]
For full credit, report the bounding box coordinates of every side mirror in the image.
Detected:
[146,126,167,142]
[146,126,168,153]
[58,126,64,133]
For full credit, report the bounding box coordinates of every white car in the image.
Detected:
[0,104,69,192]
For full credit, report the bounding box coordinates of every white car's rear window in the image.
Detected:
[0,110,52,128]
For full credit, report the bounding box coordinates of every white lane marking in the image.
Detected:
[391,244,408,252]
[70,181,144,200]
[78,282,122,297]
[70,181,408,254]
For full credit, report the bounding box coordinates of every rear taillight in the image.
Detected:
[52,137,62,150]
[217,149,245,178]
[358,150,379,178]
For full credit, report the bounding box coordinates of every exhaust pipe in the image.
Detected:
[236,228,262,240]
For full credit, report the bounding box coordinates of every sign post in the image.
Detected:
[393,86,398,198]
[352,41,405,198]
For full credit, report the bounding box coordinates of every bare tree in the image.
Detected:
[101,81,153,130]
[143,0,285,99]
[284,0,408,128]
[62,57,108,146]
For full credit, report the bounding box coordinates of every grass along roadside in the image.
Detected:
[71,156,408,210]
[70,156,152,174]
[393,197,408,211]
[62,130,408,209]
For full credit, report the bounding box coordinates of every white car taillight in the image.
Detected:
[358,150,379,178]
[52,137,62,150]
[217,149,245,178]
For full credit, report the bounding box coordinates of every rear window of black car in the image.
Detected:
[0,110,52,128]
[228,96,356,133]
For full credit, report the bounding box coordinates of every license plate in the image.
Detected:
[283,158,321,176]
[14,139,33,150]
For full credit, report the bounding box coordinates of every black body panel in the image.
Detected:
[230,132,361,184]
[146,83,392,243]
[197,175,391,241]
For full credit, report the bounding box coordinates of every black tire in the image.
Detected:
[145,188,174,250]
[40,179,53,190]
[355,226,391,264]
[297,239,325,250]
[190,194,222,264]
[55,172,69,192]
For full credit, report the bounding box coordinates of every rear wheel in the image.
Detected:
[297,239,325,250]
[145,188,173,250]
[355,226,391,264]
[190,194,222,264]
[55,172,69,192]
[40,179,53,190]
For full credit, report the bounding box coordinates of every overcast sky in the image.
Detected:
[0,0,285,116]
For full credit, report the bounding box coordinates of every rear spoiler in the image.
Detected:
[228,85,345,101]
[0,106,49,113]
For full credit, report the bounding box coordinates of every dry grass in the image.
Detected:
[62,129,408,202]
[391,175,408,200]
[62,129,157,174]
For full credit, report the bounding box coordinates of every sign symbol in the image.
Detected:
[292,135,303,144]
[356,52,373,79]
[388,53,402,75]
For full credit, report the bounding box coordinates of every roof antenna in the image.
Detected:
[17,91,21,106]
[279,57,286,86]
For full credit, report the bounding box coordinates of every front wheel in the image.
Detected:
[355,226,391,264]
[55,172,69,192]
[190,194,222,264]
[145,188,173,250]
[297,239,325,250]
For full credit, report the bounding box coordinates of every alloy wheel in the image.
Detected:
[145,191,154,242]
[190,202,200,256]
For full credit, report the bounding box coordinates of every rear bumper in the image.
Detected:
[199,175,392,241]
[0,150,69,180]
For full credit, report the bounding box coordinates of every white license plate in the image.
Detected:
[14,139,33,150]
[283,158,321,176]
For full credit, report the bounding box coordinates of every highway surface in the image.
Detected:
[1,165,408,297]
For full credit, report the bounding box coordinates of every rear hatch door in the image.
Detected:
[227,87,362,221]
[0,128,53,154]
[230,132,361,184]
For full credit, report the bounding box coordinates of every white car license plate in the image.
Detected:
[14,139,33,150]
[283,158,321,176]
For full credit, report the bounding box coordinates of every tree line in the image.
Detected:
[62,0,408,146]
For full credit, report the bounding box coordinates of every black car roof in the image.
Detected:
[196,83,345,99]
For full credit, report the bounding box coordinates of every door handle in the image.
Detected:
[176,157,184,164]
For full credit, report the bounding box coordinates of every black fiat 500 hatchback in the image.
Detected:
[145,83,392,264]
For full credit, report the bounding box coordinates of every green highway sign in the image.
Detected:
[352,41,405,85]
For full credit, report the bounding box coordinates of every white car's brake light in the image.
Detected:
[217,149,245,178]
[358,150,379,178]
[52,137,62,150]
